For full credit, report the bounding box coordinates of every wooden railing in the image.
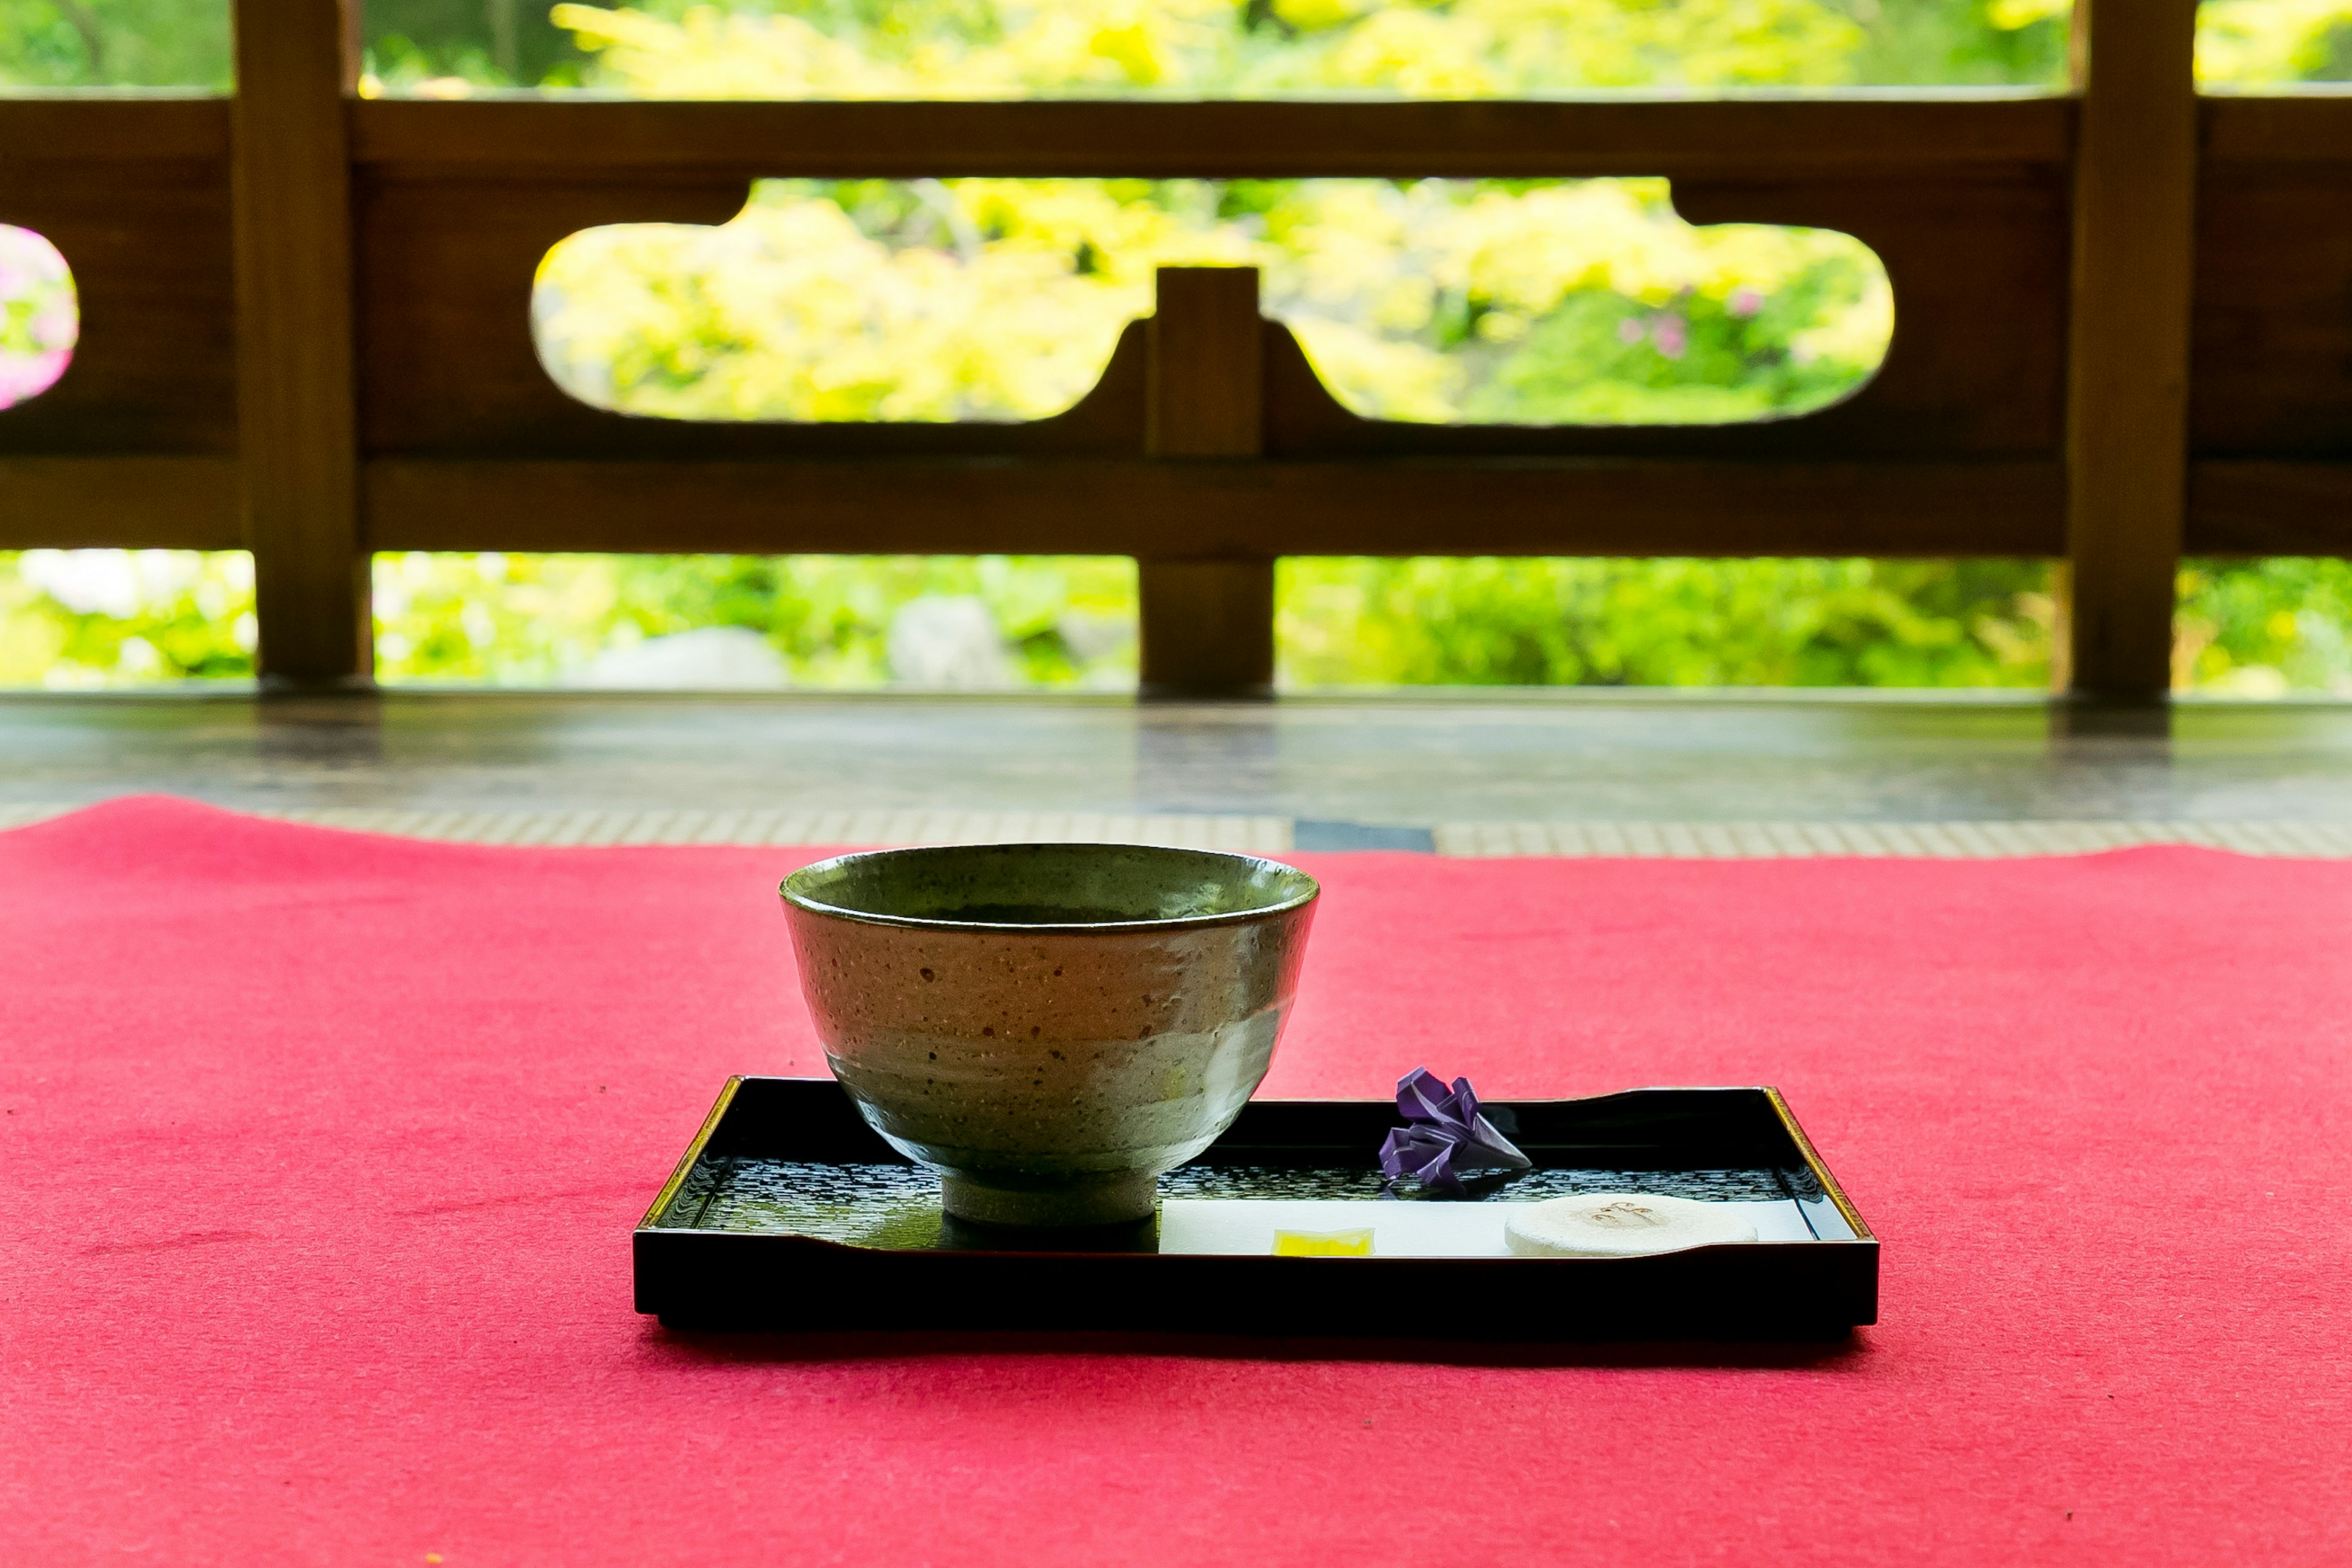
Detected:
[1,0,2346,697]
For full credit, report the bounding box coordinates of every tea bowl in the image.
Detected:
[782,843,1318,1228]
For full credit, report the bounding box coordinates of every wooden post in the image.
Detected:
[1139,266,1273,698]
[2062,0,2199,703]
[233,0,369,687]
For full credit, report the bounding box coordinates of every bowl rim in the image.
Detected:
[780,842,1320,933]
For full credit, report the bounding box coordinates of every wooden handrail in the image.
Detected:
[347,94,2076,178]
[363,456,2066,559]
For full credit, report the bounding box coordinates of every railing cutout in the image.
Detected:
[0,225,77,410]
[529,178,1889,430]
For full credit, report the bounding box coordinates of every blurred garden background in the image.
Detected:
[2,0,2351,692]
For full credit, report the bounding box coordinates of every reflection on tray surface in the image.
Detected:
[659,1158,1828,1253]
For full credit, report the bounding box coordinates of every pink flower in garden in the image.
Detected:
[1730,288,1764,318]
[29,303,75,348]
[1651,314,1688,360]
[1617,317,1646,345]
[0,224,78,410]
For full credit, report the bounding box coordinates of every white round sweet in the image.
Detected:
[1504,1193,1760,1258]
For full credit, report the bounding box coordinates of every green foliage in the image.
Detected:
[1457,263,1876,424]
[364,0,588,88]
[7,549,2352,696]
[0,1,2346,95]
[2177,558,2352,695]
[0,0,227,86]
[1839,0,2069,85]
[344,0,2090,97]
[1278,558,2057,687]
[545,0,1873,96]
[0,551,253,685]
[2199,0,2352,81]
[371,552,1137,685]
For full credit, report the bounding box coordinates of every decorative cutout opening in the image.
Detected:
[0,226,77,411]
[533,178,1890,427]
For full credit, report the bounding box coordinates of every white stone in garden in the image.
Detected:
[887,595,1017,688]
[18,550,200,620]
[572,626,790,690]
[1056,609,1134,665]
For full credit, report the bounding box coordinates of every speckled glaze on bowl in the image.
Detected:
[782,843,1318,1228]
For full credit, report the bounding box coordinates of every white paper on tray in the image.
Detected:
[1155,1198,1816,1257]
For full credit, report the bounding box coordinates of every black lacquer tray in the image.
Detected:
[635,1077,1877,1340]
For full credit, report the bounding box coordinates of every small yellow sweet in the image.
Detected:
[1272,1227,1376,1257]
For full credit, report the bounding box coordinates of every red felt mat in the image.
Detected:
[4,796,2348,1566]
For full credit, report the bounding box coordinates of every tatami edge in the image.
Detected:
[9,803,2352,857]
[236,805,1297,853]
[1428,820,2352,858]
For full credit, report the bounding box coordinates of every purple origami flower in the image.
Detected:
[1378,1067,1532,1196]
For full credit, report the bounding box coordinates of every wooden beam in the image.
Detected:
[0,459,243,549]
[2062,0,2199,701]
[2189,461,2352,555]
[233,0,369,687]
[1139,268,1273,697]
[2202,90,2352,164]
[364,458,2065,558]
[349,96,2074,181]
[0,95,230,163]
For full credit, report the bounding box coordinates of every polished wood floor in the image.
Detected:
[5,690,2351,850]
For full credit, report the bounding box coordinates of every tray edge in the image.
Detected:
[1763,1085,1875,1243]
[636,1074,744,1231]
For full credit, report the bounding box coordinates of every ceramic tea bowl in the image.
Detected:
[782,843,1318,1229]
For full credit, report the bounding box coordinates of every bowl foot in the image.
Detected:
[941,1170,1159,1228]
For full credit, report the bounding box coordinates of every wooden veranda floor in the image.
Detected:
[6,690,2352,856]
